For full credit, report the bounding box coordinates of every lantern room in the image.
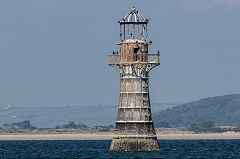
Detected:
[119,7,149,42]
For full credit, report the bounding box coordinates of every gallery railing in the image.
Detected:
[108,54,160,65]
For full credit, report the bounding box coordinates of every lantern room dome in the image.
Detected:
[119,7,148,24]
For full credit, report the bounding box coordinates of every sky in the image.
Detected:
[0,0,240,107]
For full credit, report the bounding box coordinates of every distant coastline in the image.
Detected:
[1,131,240,140]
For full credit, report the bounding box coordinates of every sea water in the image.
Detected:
[0,140,240,158]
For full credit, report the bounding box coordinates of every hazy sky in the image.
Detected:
[0,0,240,107]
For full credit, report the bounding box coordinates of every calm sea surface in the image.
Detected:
[0,140,240,159]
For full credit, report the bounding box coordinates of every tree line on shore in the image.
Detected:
[0,120,114,132]
[156,120,240,133]
[1,120,240,133]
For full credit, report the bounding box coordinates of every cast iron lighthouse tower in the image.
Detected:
[108,7,160,151]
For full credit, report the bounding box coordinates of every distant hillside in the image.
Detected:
[153,94,240,127]
[0,105,117,128]
[0,103,176,128]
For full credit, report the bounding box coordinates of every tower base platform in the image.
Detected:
[110,136,160,151]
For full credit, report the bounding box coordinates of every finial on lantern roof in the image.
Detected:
[132,6,136,12]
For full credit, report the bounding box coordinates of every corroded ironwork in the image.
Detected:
[108,8,160,151]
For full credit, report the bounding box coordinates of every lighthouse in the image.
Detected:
[108,7,160,151]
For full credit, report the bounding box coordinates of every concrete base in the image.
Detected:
[110,136,160,151]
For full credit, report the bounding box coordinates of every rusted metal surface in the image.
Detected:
[108,8,160,151]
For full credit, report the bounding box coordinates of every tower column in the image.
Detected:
[110,68,159,151]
